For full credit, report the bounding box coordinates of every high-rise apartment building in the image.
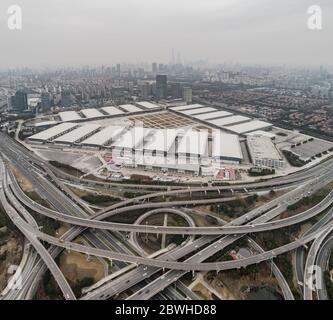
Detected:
[41,92,52,111]
[10,90,28,112]
[171,82,181,99]
[141,82,152,99]
[152,63,158,74]
[183,87,193,104]
[156,74,168,100]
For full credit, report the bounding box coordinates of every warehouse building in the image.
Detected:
[136,101,161,110]
[192,110,233,121]
[111,127,155,156]
[177,130,209,159]
[143,129,178,156]
[101,106,125,116]
[170,104,204,112]
[247,136,285,169]
[180,107,217,116]
[212,131,243,164]
[134,154,200,175]
[33,121,58,132]
[119,104,143,113]
[81,125,127,148]
[28,123,79,142]
[53,124,101,145]
[59,111,83,122]
[208,115,251,128]
[80,108,105,119]
[246,130,276,140]
[226,120,273,135]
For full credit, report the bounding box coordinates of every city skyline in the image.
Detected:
[0,0,332,304]
[0,0,332,69]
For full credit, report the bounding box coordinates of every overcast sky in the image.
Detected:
[0,0,332,69]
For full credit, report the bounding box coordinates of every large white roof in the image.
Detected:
[181,107,217,116]
[247,136,282,160]
[59,111,82,122]
[171,104,204,111]
[119,104,143,113]
[81,108,105,119]
[227,120,273,134]
[136,101,160,109]
[112,127,154,150]
[34,120,58,127]
[81,126,127,146]
[143,129,178,153]
[193,110,233,121]
[212,131,243,160]
[178,130,209,156]
[134,155,200,172]
[53,124,101,144]
[208,115,251,127]
[28,123,78,141]
[101,106,124,116]
[246,130,276,139]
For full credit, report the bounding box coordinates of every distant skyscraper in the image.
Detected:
[41,92,51,111]
[152,63,158,74]
[61,90,73,108]
[156,75,168,100]
[141,82,152,99]
[171,83,181,99]
[177,52,182,65]
[11,90,28,112]
[116,64,121,76]
[183,87,192,104]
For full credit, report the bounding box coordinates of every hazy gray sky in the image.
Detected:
[0,0,332,68]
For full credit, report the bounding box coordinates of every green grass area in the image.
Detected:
[72,277,94,298]
[283,150,309,167]
[324,271,333,300]
[41,271,63,300]
[81,194,121,206]
[204,238,250,263]
[287,193,327,212]
[248,168,275,177]
[0,204,15,231]
[207,263,258,283]
[49,160,84,176]
[254,223,301,250]
[210,194,259,219]
[0,251,7,263]
[274,253,293,283]
[123,192,146,198]
[25,191,51,209]
[0,206,8,228]
[41,218,61,237]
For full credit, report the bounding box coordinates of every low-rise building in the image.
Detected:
[247,135,284,169]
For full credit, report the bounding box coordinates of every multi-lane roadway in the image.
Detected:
[0,132,333,301]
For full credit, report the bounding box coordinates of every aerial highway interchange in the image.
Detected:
[0,132,333,301]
